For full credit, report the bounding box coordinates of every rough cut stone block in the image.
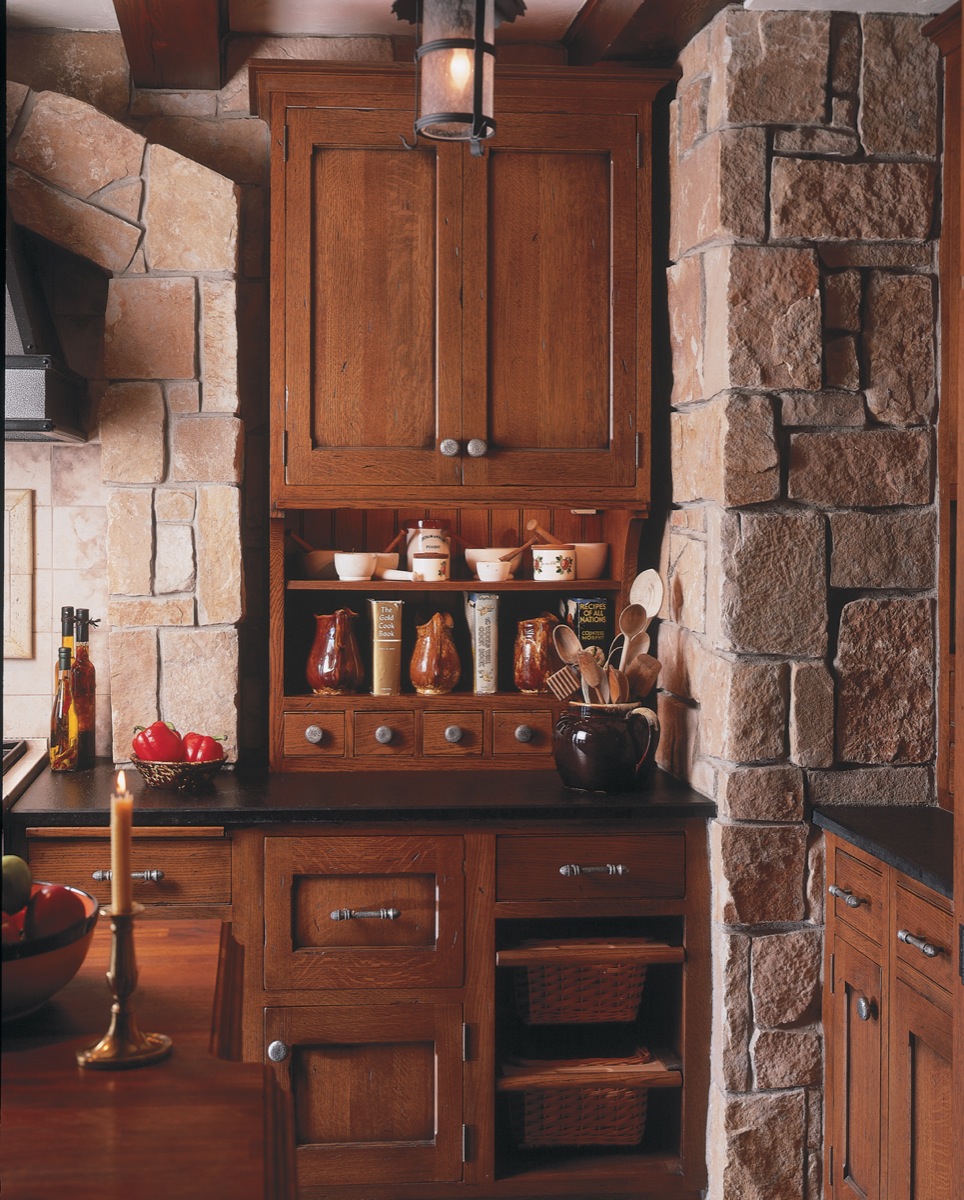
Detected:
[836,598,934,764]
[700,654,788,763]
[99,178,143,222]
[154,523,196,594]
[109,629,158,762]
[829,509,936,589]
[131,89,218,118]
[789,430,930,507]
[13,91,145,199]
[718,764,805,822]
[171,417,243,484]
[780,392,866,427]
[831,13,860,96]
[104,277,197,381]
[6,81,30,136]
[807,766,931,806]
[860,15,940,159]
[707,1087,806,1200]
[154,489,196,522]
[703,245,822,395]
[8,167,140,275]
[773,128,859,157]
[196,485,243,625]
[771,159,936,242]
[712,822,808,926]
[656,621,707,704]
[99,383,166,484]
[7,31,131,117]
[200,279,240,411]
[807,830,825,926]
[107,597,194,628]
[667,255,704,405]
[823,271,861,331]
[144,144,239,272]
[713,928,752,1091]
[135,115,269,187]
[671,127,767,260]
[672,394,778,507]
[752,930,822,1026]
[752,1029,822,1089]
[824,336,860,391]
[790,662,835,768]
[168,381,200,413]
[711,509,827,657]
[706,9,830,130]
[665,529,706,634]
[832,96,858,128]
[107,489,153,596]
[819,242,933,270]
[675,75,709,156]
[655,692,700,782]
[864,273,936,425]
[159,627,239,759]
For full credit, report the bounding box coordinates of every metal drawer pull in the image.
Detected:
[559,863,628,877]
[828,884,866,908]
[897,928,941,958]
[267,1040,289,1062]
[514,724,534,743]
[856,996,877,1022]
[330,907,400,921]
[374,725,394,744]
[439,438,460,457]
[444,725,463,743]
[92,869,165,883]
[466,437,488,457]
[304,724,324,745]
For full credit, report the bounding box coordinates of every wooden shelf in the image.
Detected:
[287,579,622,593]
[497,1050,681,1092]
[497,938,685,968]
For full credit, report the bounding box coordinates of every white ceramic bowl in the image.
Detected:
[573,542,608,579]
[475,559,512,582]
[465,548,519,579]
[334,551,378,581]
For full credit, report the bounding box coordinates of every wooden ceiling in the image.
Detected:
[109,0,735,91]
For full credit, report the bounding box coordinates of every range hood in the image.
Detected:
[5,217,87,442]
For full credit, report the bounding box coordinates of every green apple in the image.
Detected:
[2,854,32,914]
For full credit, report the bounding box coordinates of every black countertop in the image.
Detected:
[812,804,953,898]
[4,760,716,833]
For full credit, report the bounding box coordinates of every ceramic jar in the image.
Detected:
[552,702,660,793]
[409,611,461,695]
[404,520,451,571]
[306,609,364,695]
[532,544,576,581]
[513,613,562,694]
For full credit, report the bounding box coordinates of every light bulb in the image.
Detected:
[449,49,471,90]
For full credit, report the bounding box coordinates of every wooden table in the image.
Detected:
[2,919,294,1200]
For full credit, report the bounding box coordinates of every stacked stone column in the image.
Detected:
[660,10,940,1198]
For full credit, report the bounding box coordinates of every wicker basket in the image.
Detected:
[507,1085,648,1148]
[514,961,648,1025]
[130,755,225,792]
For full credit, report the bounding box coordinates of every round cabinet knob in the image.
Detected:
[855,996,876,1022]
[267,1039,290,1062]
[444,725,463,743]
[304,724,324,745]
[439,438,460,457]
[374,725,394,744]
[514,724,534,743]
[466,438,488,458]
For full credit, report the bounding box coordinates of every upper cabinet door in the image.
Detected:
[284,106,464,496]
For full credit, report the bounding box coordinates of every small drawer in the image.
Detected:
[423,711,484,756]
[827,847,884,944]
[497,834,685,901]
[354,711,415,757]
[27,827,231,909]
[894,883,953,996]
[493,710,554,757]
[283,711,346,757]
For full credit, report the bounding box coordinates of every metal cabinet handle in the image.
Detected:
[330,907,401,921]
[828,884,865,908]
[856,996,877,1022]
[897,928,941,958]
[514,724,534,743]
[466,438,488,457]
[267,1040,289,1062]
[439,438,460,457]
[304,724,324,745]
[444,725,463,743]
[374,725,394,744]
[92,869,165,883]
[559,863,628,877]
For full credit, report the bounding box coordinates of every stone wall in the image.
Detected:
[661,10,940,1198]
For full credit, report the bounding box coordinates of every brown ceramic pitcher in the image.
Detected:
[409,611,461,695]
[306,608,363,695]
[552,702,660,793]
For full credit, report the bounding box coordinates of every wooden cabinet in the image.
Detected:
[823,834,953,1200]
[251,62,669,509]
[228,818,709,1199]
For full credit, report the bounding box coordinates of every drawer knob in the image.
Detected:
[330,907,401,921]
[92,869,165,883]
[897,928,941,958]
[514,724,534,743]
[856,996,877,1022]
[439,438,460,457]
[444,724,464,743]
[828,884,866,908]
[466,437,488,458]
[304,724,324,745]
[267,1040,290,1062]
[374,725,394,744]
[559,863,628,877]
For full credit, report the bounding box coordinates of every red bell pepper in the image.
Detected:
[182,732,226,763]
[132,721,184,762]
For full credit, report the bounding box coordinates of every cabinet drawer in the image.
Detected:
[493,710,555,757]
[496,834,685,900]
[894,883,953,996]
[26,827,231,908]
[423,711,483,756]
[827,847,884,944]
[283,712,346,757]
[263,835,464,989]
[354,711,415,757]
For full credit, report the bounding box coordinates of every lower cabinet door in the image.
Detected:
[264,1002,464,1188]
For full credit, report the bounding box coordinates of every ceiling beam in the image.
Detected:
[562,0,645,65]
[112,0,226,90]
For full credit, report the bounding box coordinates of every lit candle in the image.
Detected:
[110,770,134,914]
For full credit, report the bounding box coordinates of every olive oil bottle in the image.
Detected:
[50,646,79,770]
[72,608,96,769]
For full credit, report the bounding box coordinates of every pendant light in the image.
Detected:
[415,0,495,147]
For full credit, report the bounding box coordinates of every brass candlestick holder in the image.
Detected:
[76,902,172,1069]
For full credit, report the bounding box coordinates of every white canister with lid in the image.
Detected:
[404,520,451,570]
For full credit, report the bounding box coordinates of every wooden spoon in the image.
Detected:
[608,665,629,704]
[286,530,316,553]
[576,649,606,704]
[382,530,407,554]
[629,570,664,629]
[615,603,648,672]
[553,623,583,665]
[625,652,661,699]
[525,518,564,545]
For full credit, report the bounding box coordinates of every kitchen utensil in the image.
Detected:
[499,536,539,563]
[286,530,316,553]
[625,652,661,699]
[382,530,407,554]
[525,519,563,545]
[614,604,648,671]
[576,649,607,704]
[476,559,511,582]
[608,665,629,704]
[381,568,414,581]
[629,570,664,629]
[372,552,400,578]
[334,551,378,581]
[465,548,520,578]
[545,664,582,701]
[620,630,651,668]
[552,623,583,665]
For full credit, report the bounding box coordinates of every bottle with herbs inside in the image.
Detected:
[50,646,78,770]
[54,605,74,687]
[71,608,96,769]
